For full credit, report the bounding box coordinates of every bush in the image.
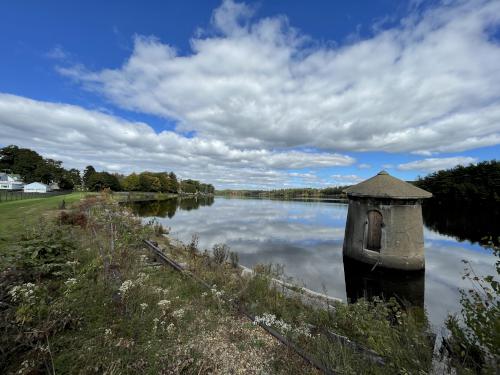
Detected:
[229,251,239,268]
[212,243,229,264]
[187,234,199,257]
[59,211,87,227]
[442,238,499,372]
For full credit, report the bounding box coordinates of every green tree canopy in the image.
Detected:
[86,172,121,192]
[415,160,500,205]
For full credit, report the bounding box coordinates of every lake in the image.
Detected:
[129,196,496,330]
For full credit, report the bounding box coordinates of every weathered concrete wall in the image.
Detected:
[343,197,425,271]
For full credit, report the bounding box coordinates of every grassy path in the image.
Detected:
[0,192,86,252]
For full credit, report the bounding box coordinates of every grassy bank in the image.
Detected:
[1,193,496,374]
[0,192,86,254]
[0,194,315,374]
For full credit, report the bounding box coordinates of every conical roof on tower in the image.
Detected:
[343,171,432,199]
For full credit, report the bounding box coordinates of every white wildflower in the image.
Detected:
[172,308,185,318]
[157,300,171,309]
[65,278,77,286]
[215,290,224,298]
[9,283,38,303]
[135,272,149,286]
[166,323,175,333]
[140,303,148,311]
[119,280,134,295]
[253,312,311,337]
[152,318,159,333]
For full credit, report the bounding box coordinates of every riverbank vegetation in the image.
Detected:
[0,194,313,374]
[2,193,497,373]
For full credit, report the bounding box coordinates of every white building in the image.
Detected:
[23,182,51,193]
[0,173,24,190]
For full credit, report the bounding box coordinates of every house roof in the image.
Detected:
[343,171,432,199]
[24,182,48,188]
[0,173,22,181]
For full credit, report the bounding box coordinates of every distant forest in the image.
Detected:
[0,145,214,194]
[218,160,500,206]
[217,186,347,199]
[415,160,499,206]
[415,160,499,245]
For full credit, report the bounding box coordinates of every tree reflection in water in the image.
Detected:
[126,196,214,218]
[422,202,500,246]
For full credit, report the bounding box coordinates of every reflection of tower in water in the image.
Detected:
[343,255,425,309]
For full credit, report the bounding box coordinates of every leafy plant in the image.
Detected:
[229,251,239,268]
[212,243,229,264]
[443,237,499,372]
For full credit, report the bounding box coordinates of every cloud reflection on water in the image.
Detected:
[142,197,495,329]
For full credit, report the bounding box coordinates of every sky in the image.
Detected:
[0,0,499,189]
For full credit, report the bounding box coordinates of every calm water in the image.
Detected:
[129,196,496,330]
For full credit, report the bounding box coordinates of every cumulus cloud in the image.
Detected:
[0,93,353,188]
[357,163,371,169]
[59,0,500,154]
[330,174,363,186]
[397,156,478,172]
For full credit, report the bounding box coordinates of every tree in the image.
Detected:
[0,145,45,183]
[58,177,73,190]
[86,172,121,192]
[138,173,161,192]
[122,173,140,191]
[66,168,82,186]
[180,180,198,194]
[83,165,96,188]
[166,172,179,193]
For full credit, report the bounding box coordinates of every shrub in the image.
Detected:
[442,238,499,372]
[187,234,199,257]
[59,211,87,227]
[212,243,229,264]
[229,251,239,268]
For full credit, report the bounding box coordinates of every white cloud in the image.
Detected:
[45,45,69,60]
[397,156,478,172]
[357,163,371,169]
[330,174,363,186]
[58,0,500,154]
[0,93,353,188]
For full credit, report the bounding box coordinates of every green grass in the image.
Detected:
[0,192,86,252]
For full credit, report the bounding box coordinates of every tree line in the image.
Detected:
[0,145,214,194]
[83,166,214,195]
[415,160,499,206]
[0,145,81,189]
[217,186,347,198]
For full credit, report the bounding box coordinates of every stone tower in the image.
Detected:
[342,171,432,271]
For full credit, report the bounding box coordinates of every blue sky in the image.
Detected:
[0,0,499,188]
